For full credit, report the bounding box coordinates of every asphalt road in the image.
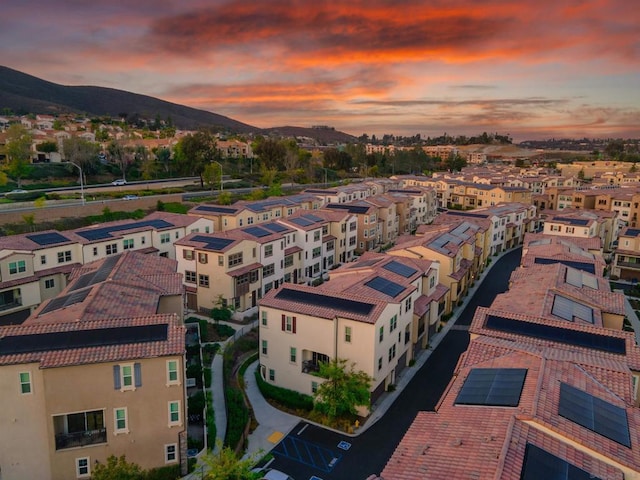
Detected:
[267,247,523,480]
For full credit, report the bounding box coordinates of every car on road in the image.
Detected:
[123,195,138,200]
[251,467,295,480]
[112,179,127,186]
[5,189,28,196]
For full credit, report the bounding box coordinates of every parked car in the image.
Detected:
[5,189,28,196]
[251,468,295,480]
[112,179,127,186]
[123,195,138,200]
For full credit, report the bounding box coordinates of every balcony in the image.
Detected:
[616,260,640,270]
[55,428,107,450]
[0,299,22,312]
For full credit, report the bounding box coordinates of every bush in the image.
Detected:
[211,307,232,323]
[144,465,182,480]
[215,323,235,338]
[188,391,206,416]
[206,392,216,449]
[234,336,258,353]
[204,367,212,388]
[187,364,202,381]
[224,387,249,450]
[254,368,314,411]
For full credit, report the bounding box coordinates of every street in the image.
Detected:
[266,247,523,480]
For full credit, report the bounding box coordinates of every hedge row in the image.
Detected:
[254,368,314,412]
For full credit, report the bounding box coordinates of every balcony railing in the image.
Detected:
[0,299,22,312]
[616,260,640,269]
[55,429,107,450]
[302,360,321,374]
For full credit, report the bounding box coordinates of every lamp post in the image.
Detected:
[68,161,84,205]
[323,167,328,187]
[213,161,223,191]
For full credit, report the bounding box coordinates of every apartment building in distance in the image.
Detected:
[0,252,187,480]
[541,208,620,255]
[0,213,213,325]
[258,253,443,408]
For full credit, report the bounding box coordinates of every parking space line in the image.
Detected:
[273,436,342,473]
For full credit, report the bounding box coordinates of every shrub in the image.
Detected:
[215,323,235,338]
[254,368,314,411]
[204,367,212,388]
[224,387,249,450]
[188,391,206,416]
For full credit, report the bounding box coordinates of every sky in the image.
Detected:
[1,0,639,141]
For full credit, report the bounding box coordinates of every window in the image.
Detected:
[327,241,334,251]
[19,371,31,394]
[218,255,224,266]
[312,247,321,258]
[390,315,397,332]
[167,360,179,384]
[284,255,293,268]
[282,315,297,333]
[58,250,72,263]
[378,357,383,371]
[165,444,177,463]
[349,236,356,246]
[429,276,436,288]
[290,347,297,363]
[379,326,384,342]
[405,296,412,313]
[262,340,268,355]
[345,326,352,343]
[261,311,268,326]
[314,230,321,241]
[168,401,181,426]
[175,231,179,239]
[229,252,243,267]
[9,260,26,275]
[43,278,56,290]
[198,274,210,287]
[40,255,46,265]
[269,369,275,381]
[198,252,208,264]
[205,226,211,233]
[105,243,118,255]
[265,244,273,257]
[76,457,90,478]
[123,239,134,250]
[263,264,275,277]
[311,381,318,393]
[264,282,273,293]
[113,363,141,390]
[388,344,396,361]
[141,236,146,245]
[160,233,171,244]
[114,408,128,433]
[185,271,196,283]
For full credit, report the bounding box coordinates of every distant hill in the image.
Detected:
[0,66,359,143]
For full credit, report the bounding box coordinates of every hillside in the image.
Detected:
[262,125,356,144]
[0,65,258,133]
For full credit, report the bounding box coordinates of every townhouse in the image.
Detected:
[0,252,187,480]
[324,201,381,253]
[258,253,442,408]
[386,187,439,228]
[541,208,620,254]
[612,226,640,281]
[521,234,607,276]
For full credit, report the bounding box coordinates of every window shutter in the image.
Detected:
[281,314,285,331]
[113,365,121,390]
[292,317,297,334]
[134,363,142,387]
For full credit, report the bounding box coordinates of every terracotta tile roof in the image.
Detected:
[176,231,242,252]
[0,262,80,290]
[0,229,76,251]
[284,246,303,255]
[413,295,431,316]
[227,262,262,277]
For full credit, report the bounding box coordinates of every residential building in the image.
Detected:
[612,226,640,281]
[541,208,620,254]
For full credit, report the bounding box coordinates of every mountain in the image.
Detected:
[0,65,258,133]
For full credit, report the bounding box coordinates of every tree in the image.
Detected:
[254,138,286,170]
[91,455,143,480]
[3,124,33,187]
[36,141,58,153]
[173,129,219,187]
[200,442,262,480]
[63,136,101,177]
[203,163,222,192]
[314,358,372,418]
[154,147,172,174]
[218,191,233,205]
[578,168,585,180]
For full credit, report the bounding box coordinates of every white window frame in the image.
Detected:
[168,401,181,426]
[76,457,90,478]
[44,278,55,289]
[19,371,32,394]
[261,311,268,326]
[114,407,128,434]
[167,360,179,385]
[120,363,135,391]
[165,443,178,463]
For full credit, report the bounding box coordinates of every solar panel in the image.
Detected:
[625,228,640,237]
[244,226,271,238]
[40,288,91,314]
[534,258,596,274]
[365,276,405,297]
[445,210,489,219]
[274,288,375,316]
[191,235,234,251]
[0,324,168,355]
[26,232,70,246]
[304,214,323,222]
[454,368,527,407]
[485,315,625,354]
[559,382,631,447]
[350,258,382,268]
[69,255,120,292]
[551,295,594,324]
[262,223,288,233]
[555,217,589,226]
[521,443,602,480]
[325,204,370,214]
[290,217,314,227]
[528,238,551,246]
[383,260,418,278]
[76,219,173,241]
[195,205,238,214]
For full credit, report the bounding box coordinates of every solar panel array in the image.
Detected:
[551,295,594,323]
[191,235,234,251]
[325,204,370,214]
[76,219,173,241]
[445,210,490,219]
[195,205,238,214]
[383,260,418,278]
[565,267,598,289]
[262,223,288,233]
[528,238,551,246]
[69,255,120,292]
[365,276,405,297]
[243,226,271,238]
[534,258,596,274]
[26,232,70,246]
[40,288,91,315]
[290,217,314,227]
[485,314,626,354]
[558,382,631,447]
[520,443,602,480]
[0,324,168,355]
[625,228,640,237]
[274,288,375,316]
[454,368,527,407]
[555,217,590,226]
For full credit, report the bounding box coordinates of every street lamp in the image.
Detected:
[323,167,328,187]
[213,161,223,191]
[68,161,84,205]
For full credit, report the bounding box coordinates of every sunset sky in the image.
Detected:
[2,0,639,140]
